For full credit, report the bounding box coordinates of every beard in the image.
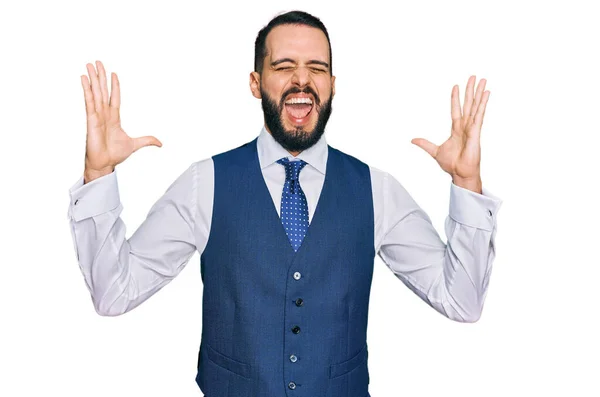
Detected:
[260,84,333,153]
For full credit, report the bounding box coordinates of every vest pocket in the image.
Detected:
[196,343,253,397]
[327,344,370,397]
[329,343,368,378]
[204,343,252,379]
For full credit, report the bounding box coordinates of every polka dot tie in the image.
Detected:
[276,157,309,252]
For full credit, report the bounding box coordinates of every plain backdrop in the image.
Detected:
[1,0,599,396]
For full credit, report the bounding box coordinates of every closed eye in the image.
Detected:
[275,67,327,73]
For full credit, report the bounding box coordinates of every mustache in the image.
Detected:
[280,86,320,107]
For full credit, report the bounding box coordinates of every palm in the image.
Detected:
[85,98,135,171]
[412,75,490,180]
[81,61,162,172]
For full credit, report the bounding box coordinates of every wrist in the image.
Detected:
[84,165,114,184]
[452,175,482,194]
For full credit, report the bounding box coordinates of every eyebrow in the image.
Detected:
[271,58,329,68]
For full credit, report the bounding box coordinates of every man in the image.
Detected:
[68,10,502,397]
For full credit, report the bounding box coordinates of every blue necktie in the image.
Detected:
[276,157,309,252]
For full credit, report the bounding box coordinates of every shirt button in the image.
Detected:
[290,354,298,363]
[293,272,301,280]
[288,381,296,390]
[487,209,492,216]
[295,298,304,307]
[74,199,79,205]
[292,326,301,334]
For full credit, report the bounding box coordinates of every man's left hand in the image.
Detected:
[411,75,490,194]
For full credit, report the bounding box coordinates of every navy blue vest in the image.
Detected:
[196,137,375,397]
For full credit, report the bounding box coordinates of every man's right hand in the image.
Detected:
[81,60,162,183]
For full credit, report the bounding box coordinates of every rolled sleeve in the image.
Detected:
[448,181,503,231]
[68,170,121,222]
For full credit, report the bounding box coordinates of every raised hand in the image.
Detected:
[81,60,162,183]
[411,76,490,193]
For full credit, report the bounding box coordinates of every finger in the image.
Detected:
[81,75,95,117]
[109,72,121,109]
[451,85,461,122]
[473,90,490,130]
[471,78,486,119]
[132,136,163,153]
[96,60,109,105]
[462,75,475,121]
[411,138,438,158]
[86,62,103,112]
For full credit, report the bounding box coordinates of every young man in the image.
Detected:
[69,10,502,397]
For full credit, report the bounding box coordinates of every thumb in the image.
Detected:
[411,138,438,158]
[132,136,163,153]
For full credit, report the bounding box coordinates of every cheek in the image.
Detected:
[315,78,333,97]
[263,75,288,93]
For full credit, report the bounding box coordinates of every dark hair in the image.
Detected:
[254,10,332,75]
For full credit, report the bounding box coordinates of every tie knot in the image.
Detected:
[276,157,307,181]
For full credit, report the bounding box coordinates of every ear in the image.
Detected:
[331,75,336,98]
[249,71,261,99]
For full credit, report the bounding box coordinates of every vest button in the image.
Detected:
[295,298,304,307]
[290,354,298,362]
[292,326,301,334]
[293,271,301,280]
[288,381,297,389]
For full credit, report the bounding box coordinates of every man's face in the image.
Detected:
[250,24,336,153]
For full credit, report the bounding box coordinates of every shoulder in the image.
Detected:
[328,145,372,176]
[212,138,257,166]
[368,164,388,181]
[367,164,413,202]
[191,157,214,177]
[188,137,257,177]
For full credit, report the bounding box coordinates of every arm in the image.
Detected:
[67,162,199,316]
[376,172,502,322]
[384,75,500,321]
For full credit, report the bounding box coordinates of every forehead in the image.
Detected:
[265,24,330,62]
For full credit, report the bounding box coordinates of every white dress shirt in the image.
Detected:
[67,126,503,321]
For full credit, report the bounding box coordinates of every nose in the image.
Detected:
[291,65,311,87]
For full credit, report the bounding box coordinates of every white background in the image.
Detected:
[1,0,599,396]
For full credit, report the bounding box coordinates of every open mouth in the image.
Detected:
[284,96,314,125]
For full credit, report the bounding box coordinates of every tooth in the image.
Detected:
[285,97,313,105]
[287,98,312,104]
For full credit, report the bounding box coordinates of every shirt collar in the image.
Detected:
[257,125,328,175]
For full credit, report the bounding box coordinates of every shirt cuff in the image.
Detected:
[448,181,503,231]
[68,169,121,222]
